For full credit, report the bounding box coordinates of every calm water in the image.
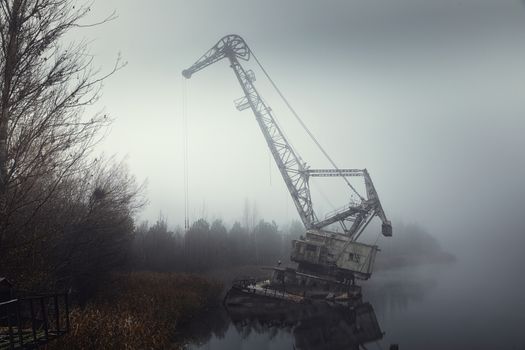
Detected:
[183,254,525,350]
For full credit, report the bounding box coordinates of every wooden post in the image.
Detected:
[29,299,37,343]
[64,293,70,333]
[6,301,15,349]
[40,297,48,340]
[16,300,23,347]
[54,294,60,334]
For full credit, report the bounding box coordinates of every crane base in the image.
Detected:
[225,266,363,308]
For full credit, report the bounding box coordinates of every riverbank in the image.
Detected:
[49,272,222,349]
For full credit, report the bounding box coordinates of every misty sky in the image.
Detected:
[74,0,525,253]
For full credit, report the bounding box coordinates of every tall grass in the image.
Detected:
[49,272,222,349]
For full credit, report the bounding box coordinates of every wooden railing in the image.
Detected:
[0,293,69,349]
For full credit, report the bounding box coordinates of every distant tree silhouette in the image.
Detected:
[131,217,303,273]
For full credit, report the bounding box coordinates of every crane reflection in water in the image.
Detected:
[229,301,383,350]
[182,270,437,349]
[183,299,384,350]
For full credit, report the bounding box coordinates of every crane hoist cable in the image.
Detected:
[250,49,364,202]
[182,78,190,232]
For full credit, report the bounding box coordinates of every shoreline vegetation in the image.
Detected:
[49,272,222,349]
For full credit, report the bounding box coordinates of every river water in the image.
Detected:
[183,254,525,350]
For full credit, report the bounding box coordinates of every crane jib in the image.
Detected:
[181,34,392,239]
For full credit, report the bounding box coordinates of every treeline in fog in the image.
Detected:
[130,217,304,273]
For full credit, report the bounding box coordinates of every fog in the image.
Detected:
[80,0,524,284]
[3,1,525,349]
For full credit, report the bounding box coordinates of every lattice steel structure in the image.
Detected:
[182,34,392,243]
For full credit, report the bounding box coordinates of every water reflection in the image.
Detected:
[184,301,384,350]
[186,262,525,349]
[231,302,383,350]
[183,268,440,350]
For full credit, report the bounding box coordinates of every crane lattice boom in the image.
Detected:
[182,34,392,243]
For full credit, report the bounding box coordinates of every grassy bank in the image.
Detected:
[49,272,222,349]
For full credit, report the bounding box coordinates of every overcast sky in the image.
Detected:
[74,0,525,253]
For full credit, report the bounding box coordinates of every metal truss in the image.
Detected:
[182,34,392,239]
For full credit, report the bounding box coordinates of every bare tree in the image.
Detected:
[0,0,121,238]
[0,1,142,289]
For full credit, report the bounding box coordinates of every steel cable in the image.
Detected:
[249,49,364,201]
